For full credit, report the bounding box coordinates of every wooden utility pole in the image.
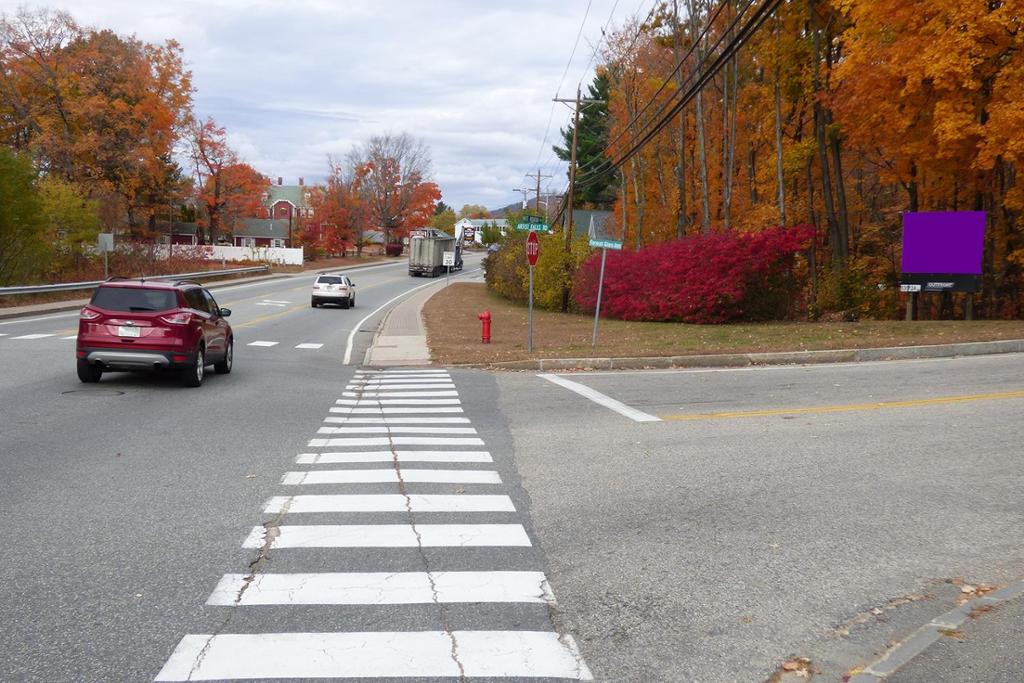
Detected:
[525,169,552,216]
[555,88,604,251]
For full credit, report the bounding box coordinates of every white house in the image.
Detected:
[454,218,508,244]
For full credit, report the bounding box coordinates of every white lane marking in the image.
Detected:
[156,630,591,681]
[242,523,532,549]
[61,335,77,340]
[342,278,449,364]
[295,343,324,349]
[255,302,287,307]
[206,571,552,606]
[281,469,501,485]
[308,437,486,447]
[539,373,662,423]
[0,312,79,327]
[323,416,471,424]
[263,494,514,513]
[0,333,7,337]
[336,398,462,405]
[247,341,279,347]
[11,333,55,340]
[346,383,456,391]
[342,391,459,398]
[296,451,493,464]
[330,406,465,414]
[316,426,478,435]
[262,299,292,304]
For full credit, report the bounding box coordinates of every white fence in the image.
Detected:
[156,244,304,266]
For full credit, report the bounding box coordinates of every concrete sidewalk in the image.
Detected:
[364,268,485,367]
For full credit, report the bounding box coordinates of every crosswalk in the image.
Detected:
[155,367,592,681]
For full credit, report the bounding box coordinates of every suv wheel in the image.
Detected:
[77,358,103,383]
[214,338,233,374]
[311,298,318,308]
[341,298,350,309]
[183,346,204,388]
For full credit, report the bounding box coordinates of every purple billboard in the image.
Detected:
[901,211,985,274]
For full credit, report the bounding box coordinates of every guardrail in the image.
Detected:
[0,265,270,297]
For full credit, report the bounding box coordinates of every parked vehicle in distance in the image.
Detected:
[408,228,462,277]
[311,273,356,309]
[76,278,233,388]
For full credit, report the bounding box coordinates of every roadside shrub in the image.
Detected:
[484,234,528,303]
[385,243,403,257]
[572,225,814,323]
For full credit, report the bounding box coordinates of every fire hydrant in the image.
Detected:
[478,309,492,343]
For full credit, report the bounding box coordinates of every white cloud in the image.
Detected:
[1,0,634,208]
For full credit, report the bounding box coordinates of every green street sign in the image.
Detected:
[517,222,550,232]
[589,239,623,250]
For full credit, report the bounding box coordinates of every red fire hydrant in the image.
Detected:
[478,309,491,343]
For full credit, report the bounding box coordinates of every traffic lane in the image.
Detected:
[0,328,356,681]
[0,259,409,337]
[541,353,1024,419]
[497,365,1024,681]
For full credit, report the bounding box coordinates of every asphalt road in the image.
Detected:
[0,254,511,683]
[4,267,1022,681]
[495,355,1024,682]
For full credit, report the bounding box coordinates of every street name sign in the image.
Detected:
[589,238,623,250]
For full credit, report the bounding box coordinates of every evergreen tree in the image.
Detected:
[554,72,615,209]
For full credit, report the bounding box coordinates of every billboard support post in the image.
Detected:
[905,293,914,321]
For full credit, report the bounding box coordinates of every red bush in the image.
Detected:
[572,225,814,323]
[385,243,404,257]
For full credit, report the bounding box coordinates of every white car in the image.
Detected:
[311,274,356,309]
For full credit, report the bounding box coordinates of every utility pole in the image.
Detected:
[525,169,552,216]
[555,87,604,251]
[511,188,531,210]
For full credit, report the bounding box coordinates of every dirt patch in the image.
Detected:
[423,282,1024,365]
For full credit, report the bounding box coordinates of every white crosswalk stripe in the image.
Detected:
[263,493,515,513]
[156,631,591,681]
[280,469,502,485]
[157,368,592,681]
[206,570,552,605]
[296,450,493,464]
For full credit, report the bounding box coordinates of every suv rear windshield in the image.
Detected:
[91,286,178,312]
[317,276,344,284]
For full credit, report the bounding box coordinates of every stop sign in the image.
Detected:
[526,230,540,266]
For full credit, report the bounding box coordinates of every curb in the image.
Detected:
[465,339,1024,371]
[849,581,1024,681]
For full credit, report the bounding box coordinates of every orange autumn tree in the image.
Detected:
[189,117,268,243]
[0,8,193,234]
[347,132,440,245]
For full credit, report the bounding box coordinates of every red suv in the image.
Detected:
[76,278,233,388]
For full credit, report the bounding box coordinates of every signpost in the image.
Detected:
[97,233,114,279]
[442,251,455,287]
[588,235,622,347]
[526,231,539,352]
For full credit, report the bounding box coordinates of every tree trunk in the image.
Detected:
[774,66,787,225]
[809,0,842,267]
[673,0,688,239]
[688,0,711,233]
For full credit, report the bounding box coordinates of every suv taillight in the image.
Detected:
[159,312,193,325]
[80,307,101,320]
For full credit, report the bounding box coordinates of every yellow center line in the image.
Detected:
[662,390,1024,421]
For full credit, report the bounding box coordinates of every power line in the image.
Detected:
[533,0,596,169]
[557,0,783,217]
[573,0,767,188]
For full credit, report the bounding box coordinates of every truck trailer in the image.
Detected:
[408,229,462,277]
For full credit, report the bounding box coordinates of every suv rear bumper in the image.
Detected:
[79,347,191,371]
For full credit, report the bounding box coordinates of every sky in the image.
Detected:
[4,0,645,210]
